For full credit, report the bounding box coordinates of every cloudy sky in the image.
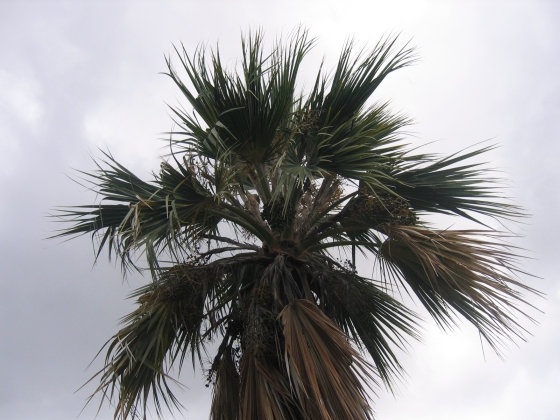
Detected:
[1,1,559,419]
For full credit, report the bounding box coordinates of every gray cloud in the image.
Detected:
[0,1,558,419]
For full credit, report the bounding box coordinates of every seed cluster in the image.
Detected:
[296,109,322,135]
[352,191,417,226]
[261,196,296,232]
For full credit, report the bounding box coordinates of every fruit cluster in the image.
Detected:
[261,196,296,232]
[352,191,417,227]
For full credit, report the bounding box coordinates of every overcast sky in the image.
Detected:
[1,1,559,419]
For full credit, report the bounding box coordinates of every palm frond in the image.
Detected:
[210,345,240,420]
[390,144,524,223]
[310,265,420,389]
[87,263,222,419]
[52,152,221,271]
[239,342,298,420]
[281,299,376,420]
[378,224,538,354]
[166,28,314,167]
[305,103,410,188]
[311,36,416,129]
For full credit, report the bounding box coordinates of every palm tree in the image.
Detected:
[55,29,537,420]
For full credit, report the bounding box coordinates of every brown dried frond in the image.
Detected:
[239,343,297,420]
[280,299,376,420]
[379,224,539,353]
[210,345,240,420]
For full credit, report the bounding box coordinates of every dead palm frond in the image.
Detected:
[378,225,539,354]
[281,299,376,420]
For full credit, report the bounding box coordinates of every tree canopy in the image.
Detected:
[54,29,538,420]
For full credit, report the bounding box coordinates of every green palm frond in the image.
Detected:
[90,269,206,419]
[166,28,313,168]
[53,152,221,270]
[390,144,524,222]
[311,36,416,129]
[278,102,411,206]
[89,261,241,419]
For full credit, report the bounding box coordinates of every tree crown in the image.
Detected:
[54,29,538,420]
